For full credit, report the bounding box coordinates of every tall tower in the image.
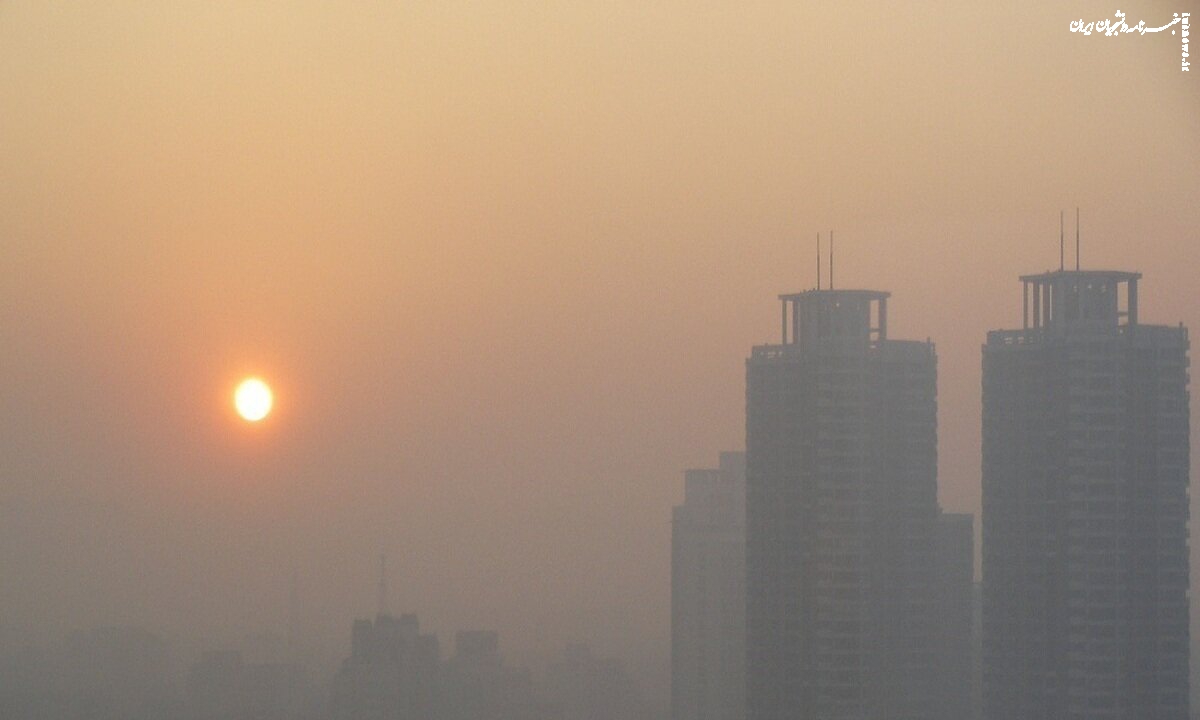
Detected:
[672,451,746,720]
[982,270,1190,720]
[745,288,942,720]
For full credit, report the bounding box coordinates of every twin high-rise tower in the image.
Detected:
[744,289,946,720]
[674,259,1189,720]
[982,271,1190,719]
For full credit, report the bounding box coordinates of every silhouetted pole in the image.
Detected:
[816,233,821,290]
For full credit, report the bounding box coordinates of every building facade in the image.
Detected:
[982,270,1190,720]
[745,288,943,720]
[671,451,745,720]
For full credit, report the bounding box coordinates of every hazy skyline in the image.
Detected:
[2,0,1198,702]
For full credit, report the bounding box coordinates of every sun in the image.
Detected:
[234,378,273,422]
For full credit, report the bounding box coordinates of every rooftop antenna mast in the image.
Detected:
[1075,207,1080,271]
[829,230,834,289]
[377,553,389,618]
[816,233,821,290]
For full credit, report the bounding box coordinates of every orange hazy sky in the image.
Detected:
[1,0,1198,696]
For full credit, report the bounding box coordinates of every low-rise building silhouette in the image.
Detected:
[671,452,745,720]
[547,643,648,720]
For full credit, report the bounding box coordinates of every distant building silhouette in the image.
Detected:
[0,626,191,720]
[186,649,315,720]
[442,630,552,720]
[982,270,1190,719]
[59,626,180,720]
[671,451,745,720]
[331,613,440,720]
[332,616,557,720]
[745,287,955,720]
[187,650,243,720]
[0,635,58,720]
[545,643,648,720]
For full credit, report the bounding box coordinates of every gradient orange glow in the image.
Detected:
[1,1,1197,708]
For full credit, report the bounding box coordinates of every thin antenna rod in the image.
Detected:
[377,554,388,618]
[829,230,834,290]
[816,233,821,290]
[1075,207,1080,271]
[1059,211,1064,271]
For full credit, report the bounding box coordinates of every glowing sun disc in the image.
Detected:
[234,378,273,422]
